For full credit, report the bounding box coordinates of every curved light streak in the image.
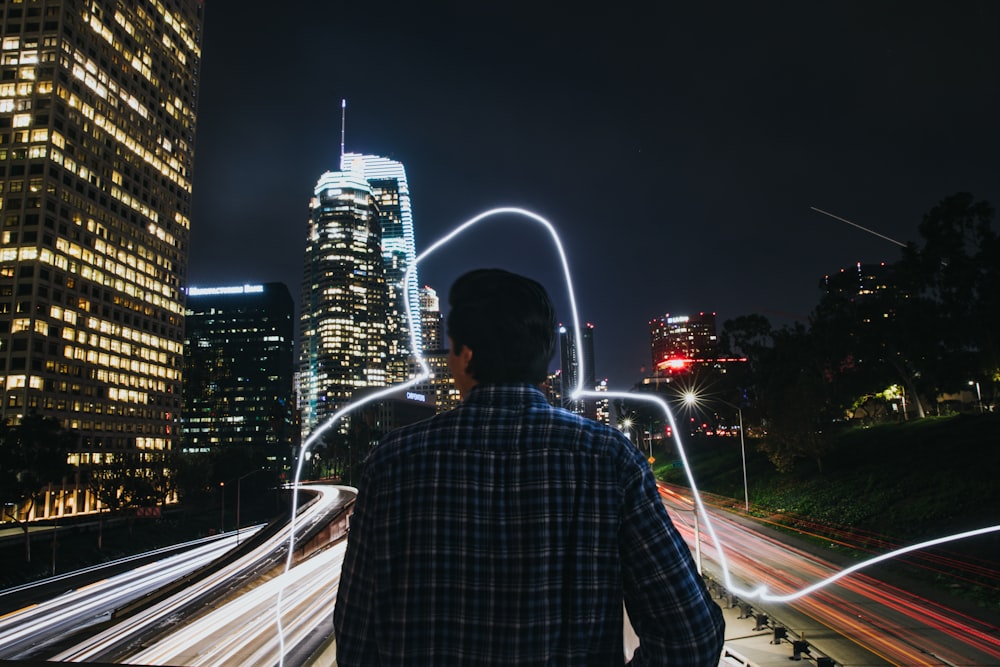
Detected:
[279,206,1000,662]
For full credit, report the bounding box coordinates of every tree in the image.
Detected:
[87,449,173,547]
[0,415,74,562]
[897,193,999,404]
[755,324,837,473]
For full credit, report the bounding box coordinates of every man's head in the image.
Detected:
[446,269,556,390]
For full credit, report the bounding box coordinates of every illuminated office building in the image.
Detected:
[0,0,203,502]
[183,284,295,457]
[649,312,718,369]
[821,261,895,302]
[419,284,444,352]
[559,322,596,418]
[407,352,459,414]
[340,152,420,380]
[299,160,388,436]
[410,284,456,412]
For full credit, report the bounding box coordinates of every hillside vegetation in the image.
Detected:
[659,412,1000,609]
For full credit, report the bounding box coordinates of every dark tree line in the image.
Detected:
[718,193,998,472]
[1,412,286,561]
[0,414,74,562]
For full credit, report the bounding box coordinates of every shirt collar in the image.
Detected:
[462,383,550,409]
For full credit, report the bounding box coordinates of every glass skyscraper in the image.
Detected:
[298,161,389,436]
[340,152,421,375]
[559,322,596,418]
[0,0,203,514]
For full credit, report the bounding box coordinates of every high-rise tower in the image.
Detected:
[340,152,420,380]
[0,2,202,467]
[183,283,295,457]
[419,285,444,352]
[299,160,388,436]
[559,322,596,418]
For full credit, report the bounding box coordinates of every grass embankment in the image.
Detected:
[658,412,1000,610]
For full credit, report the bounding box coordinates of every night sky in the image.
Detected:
[188,2,1000,389]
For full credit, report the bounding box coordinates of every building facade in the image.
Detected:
[0,0,203,513]
[340,152,420,380]
[298,162,388,436]
[419,284,444,352]
[821,261,894,302]
[559,322,596,418]
[183,283,295,460]
[649,312,718,371]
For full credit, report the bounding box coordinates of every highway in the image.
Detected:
[660,483,1000,665]
[49,484,351,664]
[128,541,346,666]
[7,479,997,666]
[0,530,259,660]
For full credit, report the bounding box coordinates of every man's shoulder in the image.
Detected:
[371,392,641,465]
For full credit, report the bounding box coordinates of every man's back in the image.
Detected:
[334,384,725,665]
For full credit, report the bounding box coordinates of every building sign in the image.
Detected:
[188,284,265,296]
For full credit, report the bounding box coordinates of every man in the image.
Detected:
[334,268,725,665]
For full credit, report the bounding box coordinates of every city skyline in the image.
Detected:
[188,2,1000,388]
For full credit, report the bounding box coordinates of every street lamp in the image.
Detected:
[219,481,225,533]
[619,417,633,444]
[684,391,750,513]
[969,380,983,413]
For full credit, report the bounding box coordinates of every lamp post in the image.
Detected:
[684,391,750,513]
[219,481,225,533]
[969,380,983,413]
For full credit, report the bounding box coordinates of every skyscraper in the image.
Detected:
[340,152,420,379]
[299,160,388,436]
[419,285,444,352]
[183,283,295,458]
[407,284,457,414]
[559,322,596,418]
[0,2,202,488]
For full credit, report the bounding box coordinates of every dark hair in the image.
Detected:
[447,269,556,384]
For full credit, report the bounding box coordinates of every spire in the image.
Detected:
[339,98,347,170]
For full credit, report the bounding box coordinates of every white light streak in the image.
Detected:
[811,206,907,248]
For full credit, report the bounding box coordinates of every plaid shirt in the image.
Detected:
[334,383,724,666]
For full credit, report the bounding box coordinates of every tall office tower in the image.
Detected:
[558,322,596,418]
[419,285,445,352]
[407,353,459,415]
[183,283,295,459]
[0,2,202,493]
[340,153,420,381]
[821,261,896,302]
[299,161,388,436]
[649,312,718,368]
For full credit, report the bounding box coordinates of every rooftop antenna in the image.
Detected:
[339,99,347,169]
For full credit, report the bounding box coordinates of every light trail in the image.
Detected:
[128,542,346,666]
[0,530,260,659]
[282,207,1000,663]
[51,487,340,663]
[810,206,908,248]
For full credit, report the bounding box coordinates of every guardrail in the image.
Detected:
[705,577,839,666]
